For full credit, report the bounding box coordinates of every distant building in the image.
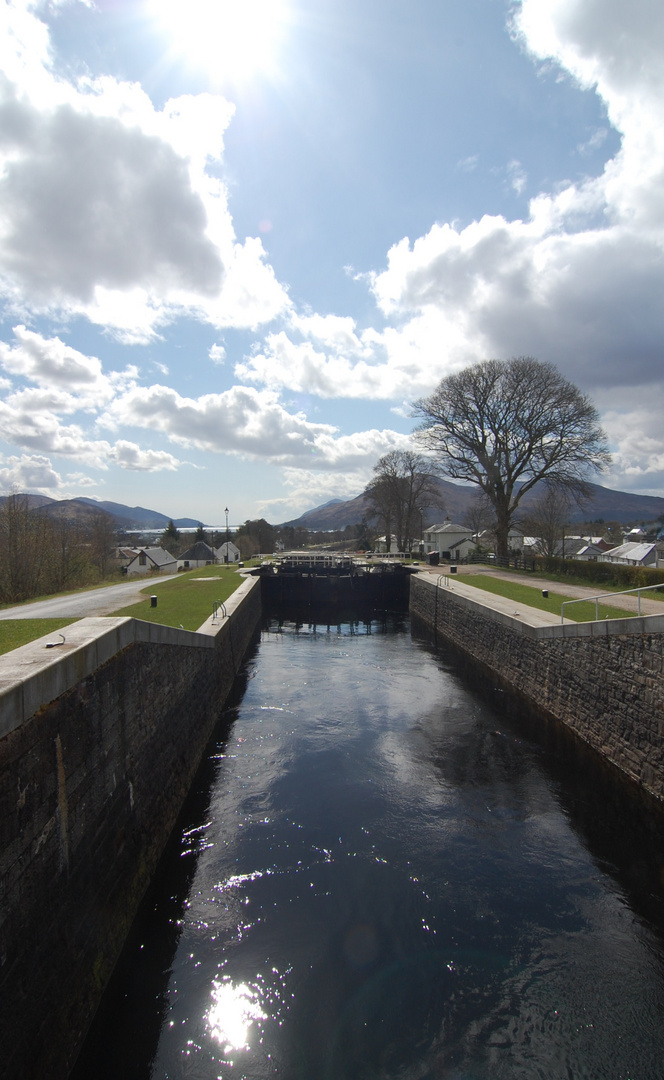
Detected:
[424,522,475,561]
[598,541,664,568]
[177,541,218,571]
[374,535,400,554]
[125,546,177,575]
[215,541,241,564]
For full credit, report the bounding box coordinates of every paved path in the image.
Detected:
[418,564,664,618]
[0,579,154,620]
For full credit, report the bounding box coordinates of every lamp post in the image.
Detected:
[419,507,424,554]
[225,507,229,563]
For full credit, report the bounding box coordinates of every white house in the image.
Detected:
[177,541,218,571]
[598,541,664,568]
[215,541,241,563]
[374,535,400,554]
[125,546,177,576]
[424,522,475,561]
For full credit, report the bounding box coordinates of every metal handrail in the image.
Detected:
[212,599,227,622]
[561,581,664,623]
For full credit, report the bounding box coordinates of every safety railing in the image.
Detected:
[560,582,664,623]
[212,599,227,622]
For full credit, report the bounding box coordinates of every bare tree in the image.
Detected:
[0,492,48,602]
[364,450,442,552]
[413,357,610,557]
[464,492,496,545]
[88,509,117,577]
[520,482,576,557]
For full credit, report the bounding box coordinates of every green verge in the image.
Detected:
[0,567,249,654]
[0,619,79,657]
[456,573,640,622]
[112,565,246,630]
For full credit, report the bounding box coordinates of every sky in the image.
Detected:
[0,0,662,527]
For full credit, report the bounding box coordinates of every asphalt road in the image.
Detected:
[0,579,155,620]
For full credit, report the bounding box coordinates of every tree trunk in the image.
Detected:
[494,503,510,558]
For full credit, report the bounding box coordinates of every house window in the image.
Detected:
[139,553,146,565]
[184,561,190,568]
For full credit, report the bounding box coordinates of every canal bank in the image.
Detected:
[70,609,664,1079]
[409,571,664,804]
[0,576,261,1080]
[3,561,664,1078]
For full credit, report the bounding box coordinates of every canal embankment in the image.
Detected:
[410,571,664,804]
[0,575,262,1080]
[4,561,664,1079]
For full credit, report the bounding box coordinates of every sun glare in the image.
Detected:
[150,0,290,85]
[206,978,267,1054]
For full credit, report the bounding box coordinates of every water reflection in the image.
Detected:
[73,614,664,1080]
[206,978,266,1054]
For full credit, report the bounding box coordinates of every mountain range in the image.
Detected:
[0,494,199,530]
[281,479,664,531]
[2,480,664,533]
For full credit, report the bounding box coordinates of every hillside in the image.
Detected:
[76,498,199,529]
[280,480,664,531]
[0,495,200,530]
[3,481,663,536]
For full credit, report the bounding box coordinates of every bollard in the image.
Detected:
[542,589,548,598]
[150,595,158,608]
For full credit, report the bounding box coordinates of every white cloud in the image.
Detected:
[236,306,467,401]
[365,0,664,412]
[507,159,528,195]
[0,451,62,494]
[0,325,134,404]
[596,383,664,496]
[209,342,226,364]
[102,381,410,470]
[257,467,369,522]
[0,389,113,465]
[110,440,181,472]
[0,3,290,340]
[577,126,608,155]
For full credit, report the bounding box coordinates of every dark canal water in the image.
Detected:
[73,613,664,1079]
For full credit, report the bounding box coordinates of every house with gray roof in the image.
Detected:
[215,541,241,563]
[423,522,476,561]
[125,546,177,575]
[177,541,218,571]
[598,541,664,568]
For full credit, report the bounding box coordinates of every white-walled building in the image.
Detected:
[176,541,218,570]
[374,535,400,554]
[215,541,241,563]
[598,542,664,568]
[423,522,475,561]
[125,546,177,575]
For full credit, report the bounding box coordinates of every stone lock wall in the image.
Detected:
[0,576,262,1080]
[410,574,664,803]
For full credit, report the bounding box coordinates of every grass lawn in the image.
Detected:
[113,565,246,630]
[0,567,248,655]
[456,573,640,622]
[0,618,79,657]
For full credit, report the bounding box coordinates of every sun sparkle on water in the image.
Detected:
[206,978,267,1054]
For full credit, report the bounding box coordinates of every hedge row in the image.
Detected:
[535,555,664,591]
